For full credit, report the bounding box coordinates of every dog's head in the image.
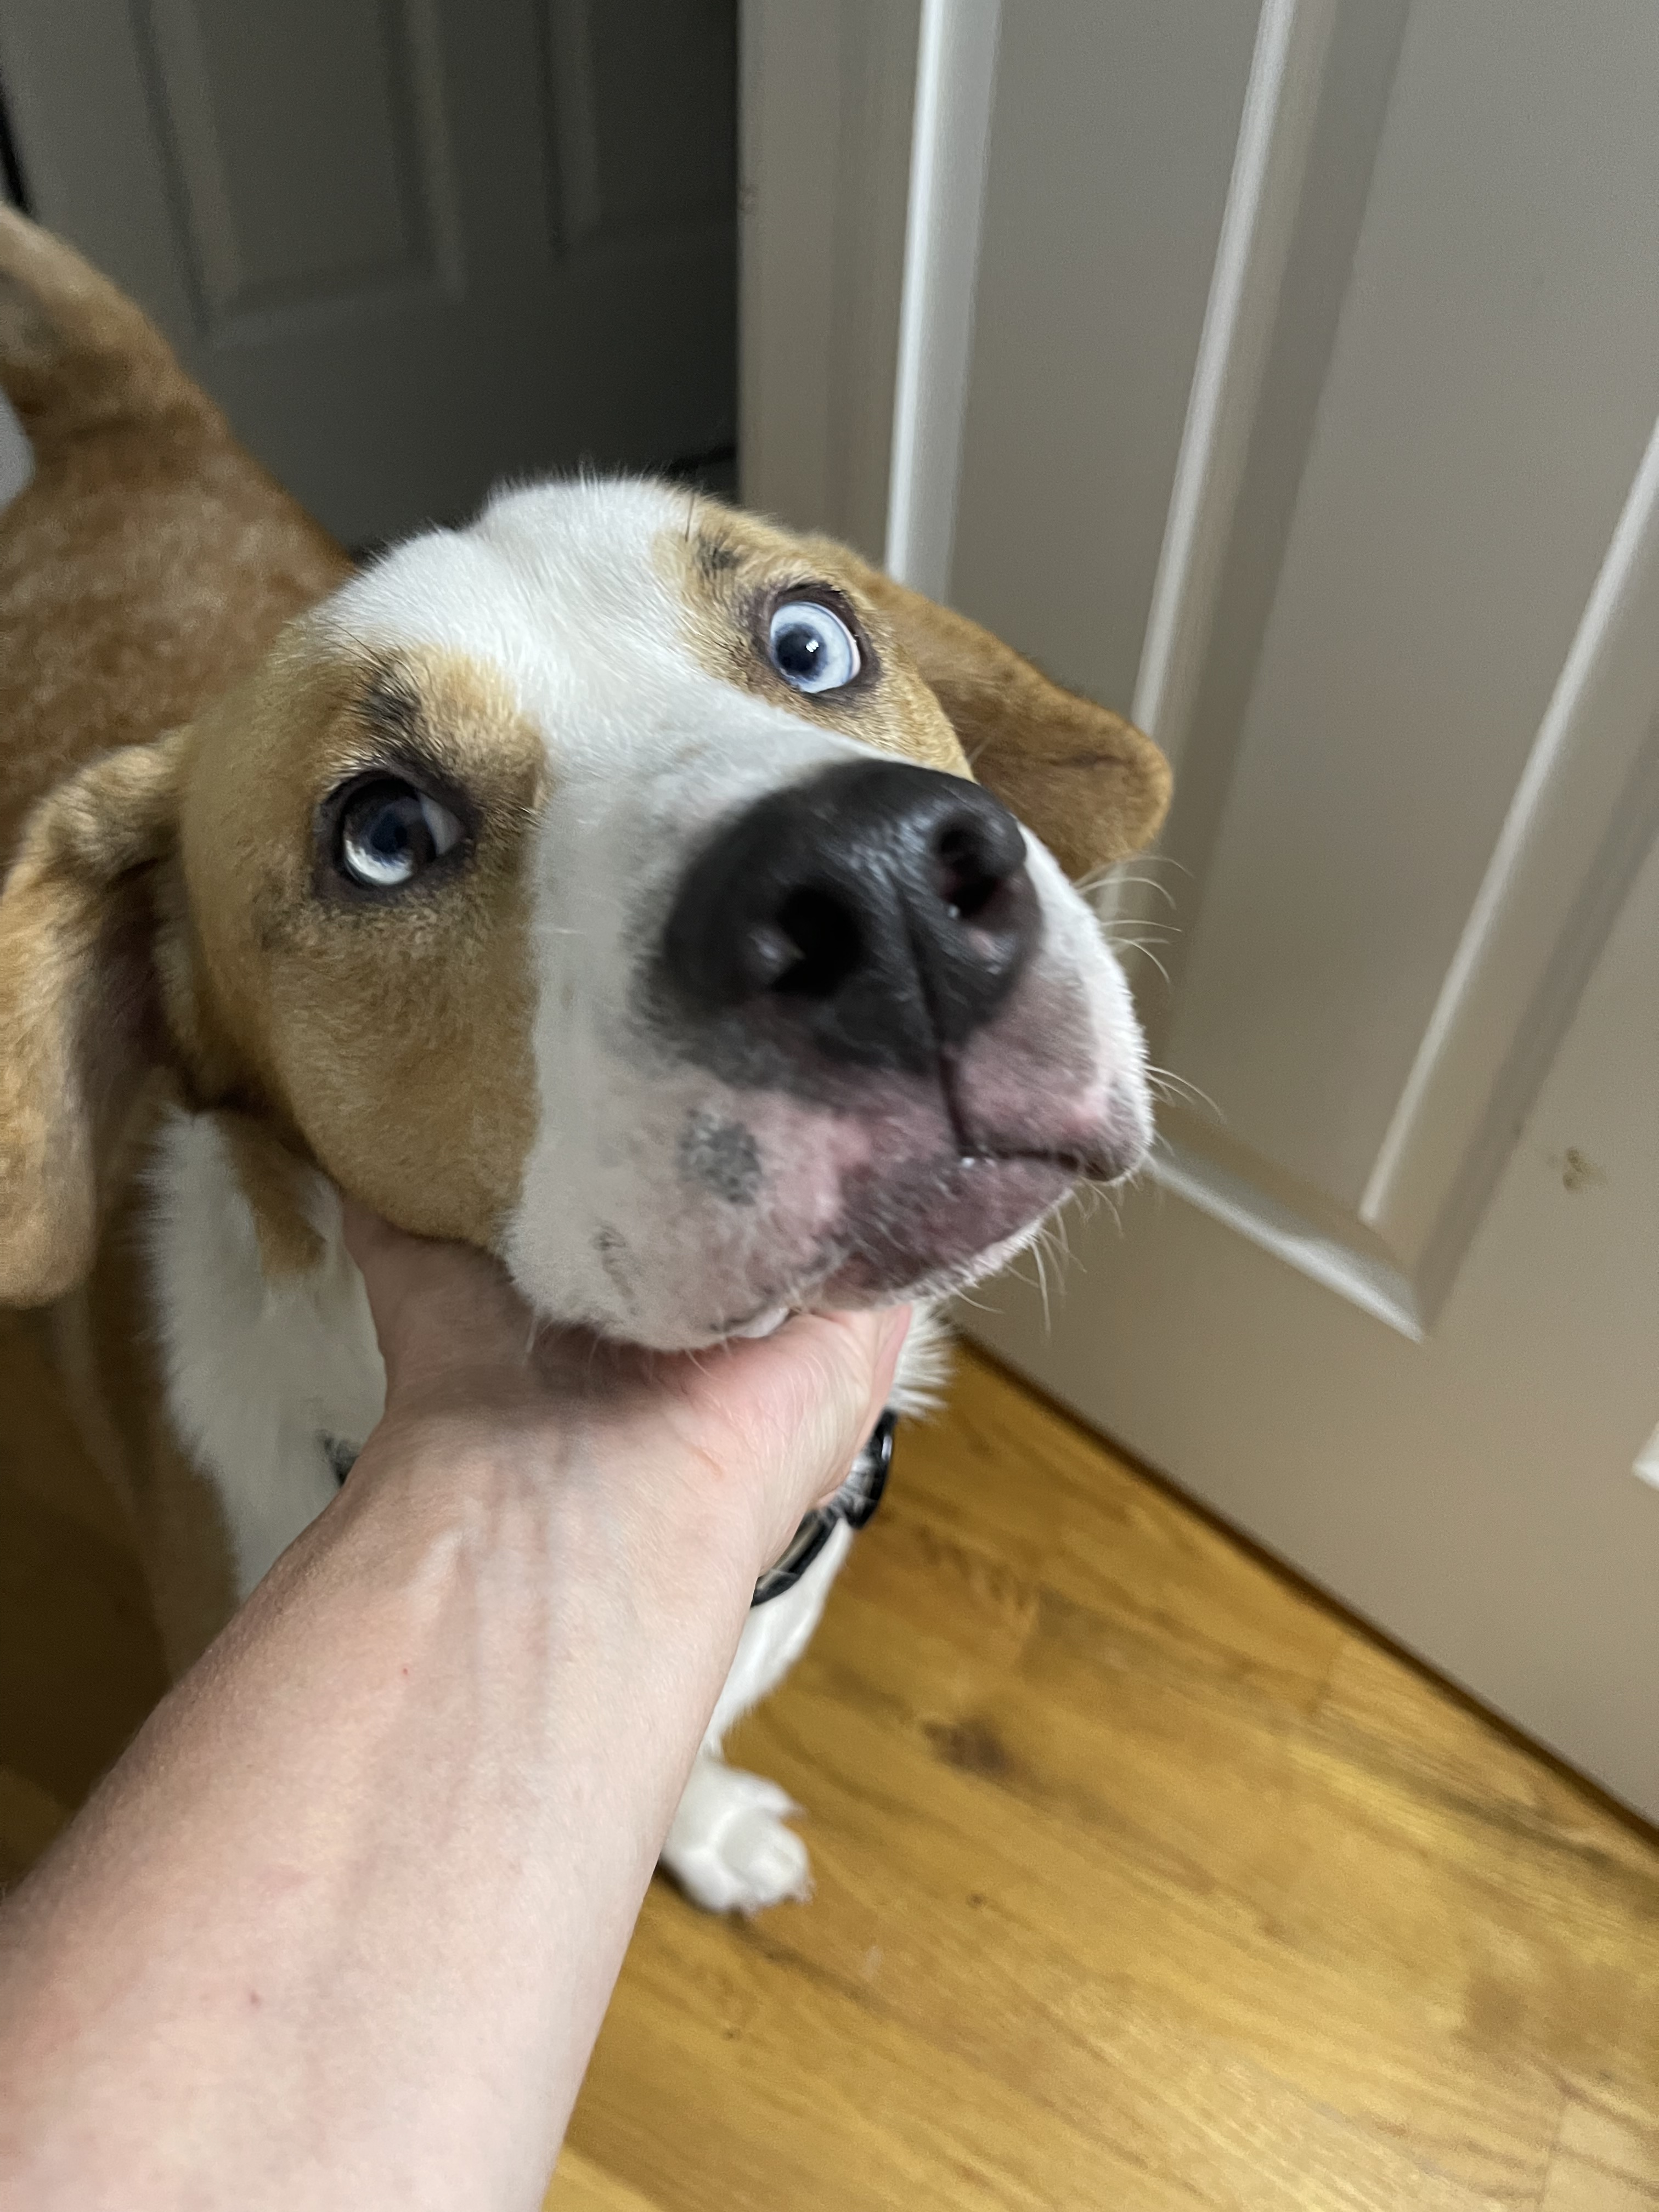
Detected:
[0,479,1169,1343]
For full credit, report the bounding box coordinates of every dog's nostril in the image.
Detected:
[661,760,1039,1073]
[932,820,1015,923]
[763,888,864,998]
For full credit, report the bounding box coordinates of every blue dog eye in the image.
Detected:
[336,778,462,890]
[768,600,860,694]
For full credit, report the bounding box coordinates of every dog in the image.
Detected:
[0,211,1170,1912]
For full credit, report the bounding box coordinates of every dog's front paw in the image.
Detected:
[662,1758,812,1914]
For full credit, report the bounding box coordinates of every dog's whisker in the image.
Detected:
[1145,1064,1222,1118]
[1120,941,1173,988]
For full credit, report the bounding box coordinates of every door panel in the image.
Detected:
[548,0,736,247]
[0,0,737,543]
[947,0,1261,720]
[959,0,1659,1813]
[745,0,1659,1813]
[1162,1,1659,1223]
[976,827,1659,1818]
[140,0,448,325]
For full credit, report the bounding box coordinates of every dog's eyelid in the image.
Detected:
[771,578,861,624]
[312,758,483,905]
[321,753,476,830]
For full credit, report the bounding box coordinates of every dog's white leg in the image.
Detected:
[663,1759,813,1914]
[661,1518,853,1912]
[659,1311,949,1913]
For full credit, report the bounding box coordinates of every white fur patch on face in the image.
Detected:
[318,477,1152,1347]
[321,477,727,778]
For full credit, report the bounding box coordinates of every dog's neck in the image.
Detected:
[148,1108,383,1595]
[146,1104,952,1603]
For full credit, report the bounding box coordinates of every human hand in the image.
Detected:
[342,1201,911,1590]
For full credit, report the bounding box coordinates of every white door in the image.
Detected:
[0,0,738,545]
[744,0,1659,1819]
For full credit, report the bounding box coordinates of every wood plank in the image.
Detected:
[546,2145,666,2212]
[1541,2083,1659,2210]
[0,1304,138,1553]
[685,1590,1557,2197]
[560,1350,1659,2208]
[568,1874,1500,2212]
[0,1442,167,1812]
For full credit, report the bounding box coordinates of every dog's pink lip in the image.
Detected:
[695,1088,1146,1336]
[937,1049,1136,1185]
[743,1144,1083,1316]
[824,1154,1074,1300]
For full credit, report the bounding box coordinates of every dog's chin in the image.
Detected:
[528,1083,1151,1349]
[701,1150,1082,1340]
[815,1150,1079,1304]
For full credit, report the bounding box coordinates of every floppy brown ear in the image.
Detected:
[0,734,185,1304]
[808,539,1171,879]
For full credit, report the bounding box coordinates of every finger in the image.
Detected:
[812,1304,909,1504]
[341,1197,533,1402]
[868,1304,912,1417]
[767,1307,910,1555]
[785,1305,909,1479]
[684,1305,912,1561]
[790,1304,909,1432]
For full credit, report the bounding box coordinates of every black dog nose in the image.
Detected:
[662,759,1037,1074]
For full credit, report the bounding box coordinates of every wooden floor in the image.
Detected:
[3,1317,1656,2208]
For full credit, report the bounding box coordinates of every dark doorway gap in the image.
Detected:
[0,74,31,214]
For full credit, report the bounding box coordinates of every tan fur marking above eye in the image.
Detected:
[179,640,549,1252]
[659,503,970,778]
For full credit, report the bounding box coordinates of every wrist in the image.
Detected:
[332,1400,768,1630]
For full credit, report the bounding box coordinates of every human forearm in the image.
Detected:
[0,1412,763,2210]
[0,1206,905,2212]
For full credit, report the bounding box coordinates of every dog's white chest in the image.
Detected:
[148,1110,386,1595]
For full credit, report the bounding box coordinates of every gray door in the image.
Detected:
[748,0,1659,1819]
[0,0,737,545]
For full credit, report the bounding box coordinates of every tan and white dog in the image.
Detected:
[0,213,1170,1911]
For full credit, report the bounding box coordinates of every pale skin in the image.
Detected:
[0,1204,909,2210]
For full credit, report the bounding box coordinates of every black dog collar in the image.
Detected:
[751,1407,896,1608]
